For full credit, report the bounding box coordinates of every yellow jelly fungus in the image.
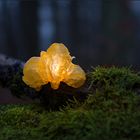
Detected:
[22,43,86,90]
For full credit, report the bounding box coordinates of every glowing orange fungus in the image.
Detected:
[22,43,86,90]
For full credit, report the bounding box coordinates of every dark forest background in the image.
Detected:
[0,0,140,69]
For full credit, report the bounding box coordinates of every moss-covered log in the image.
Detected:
[0,54,140,110]
[1,55,140,139]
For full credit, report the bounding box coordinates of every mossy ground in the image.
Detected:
[0,66,140,140]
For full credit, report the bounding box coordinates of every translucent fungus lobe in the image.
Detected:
[23,43,86,90]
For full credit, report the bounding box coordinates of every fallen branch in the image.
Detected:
[0,54,90,109]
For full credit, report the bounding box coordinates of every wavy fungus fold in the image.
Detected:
[23,43,86,90]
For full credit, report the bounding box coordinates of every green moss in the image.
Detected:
[0,66,140,140]
[85,66,140,111]
[89,66,140,90]
[0,104,140,140]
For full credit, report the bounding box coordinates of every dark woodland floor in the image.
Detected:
[0,87,32,104]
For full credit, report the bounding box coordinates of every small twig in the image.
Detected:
[88,80,94,90]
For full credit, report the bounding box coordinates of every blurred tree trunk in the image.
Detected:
[1,0,17,57]
[0,0,39,60]
[101,0,135,65]
[20,0,39,60]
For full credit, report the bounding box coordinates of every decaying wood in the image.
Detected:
[0,54,33,103]
[0,54,23,87]
[0,54,90,105]
[0,54,24,66]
